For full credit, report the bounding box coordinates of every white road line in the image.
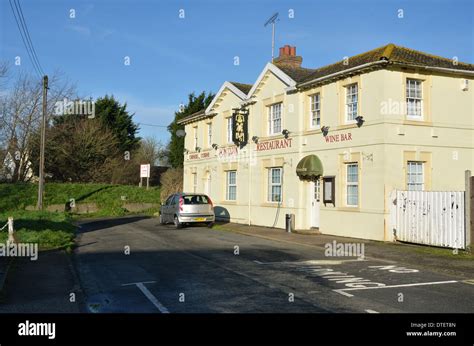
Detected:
[365,309,379,313]
[253,259,366,266]
[121,281,169,313]
[122,280,156,286]
[333,289,355,297]
[135,282,169,313]
[333,280,458,298]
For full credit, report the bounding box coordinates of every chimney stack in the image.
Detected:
[273,45,302,68]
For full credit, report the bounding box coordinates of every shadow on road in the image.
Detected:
[77,216,150,233]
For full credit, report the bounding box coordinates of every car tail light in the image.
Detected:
[208,196,214,208]
[179,196,184,211]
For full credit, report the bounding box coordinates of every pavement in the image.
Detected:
[0,249,84,313]
[70,216,474,313]
[0,215,472,313]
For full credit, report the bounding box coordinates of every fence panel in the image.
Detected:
[391,190,465,249]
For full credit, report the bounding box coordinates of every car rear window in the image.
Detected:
[183,195,210,205]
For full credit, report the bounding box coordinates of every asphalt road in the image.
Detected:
[74,216,474,313]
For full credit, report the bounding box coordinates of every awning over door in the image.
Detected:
[296,154,323,179]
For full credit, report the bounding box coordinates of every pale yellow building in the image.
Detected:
[179,44,474,241]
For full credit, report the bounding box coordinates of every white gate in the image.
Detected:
[390,190,465,249]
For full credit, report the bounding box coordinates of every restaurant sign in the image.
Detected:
[256,138,293,151]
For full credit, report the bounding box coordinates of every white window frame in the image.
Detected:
[406,161,424,191]
[345,83,358,123]
[310,93,321,128]
[226,170,237,201]
[267,167,283,202]
[193,173,197,193]
[268,103,282,135]
[226,117,233,144]
[208,123,212,147]
[345,163,359,207]
[406,78,423,119]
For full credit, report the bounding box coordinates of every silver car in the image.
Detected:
[159,193,215,228]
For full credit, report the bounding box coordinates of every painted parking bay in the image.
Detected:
[253,258,473,312]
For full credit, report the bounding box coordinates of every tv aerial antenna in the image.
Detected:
[264,12,279,62]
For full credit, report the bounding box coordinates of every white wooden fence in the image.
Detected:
[390,190,465,249]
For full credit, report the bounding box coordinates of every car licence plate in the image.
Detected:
[194,217,206,221]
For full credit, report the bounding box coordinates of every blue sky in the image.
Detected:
[1,0,473,143]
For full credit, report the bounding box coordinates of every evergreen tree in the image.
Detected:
[167,92,214,168]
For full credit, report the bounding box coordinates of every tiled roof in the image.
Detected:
[275,65,317,83]
[176,109,207,125]
[299,43,474,85]
[229,82,252,95]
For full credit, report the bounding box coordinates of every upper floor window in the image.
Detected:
[407,161,424,191]
[226,117,233,143]
[208,123,212,147]
[406,79,423,119]
[310,93,321,128]
[345,83,358,122]
[268,103,282,135]
[193,127,198,149]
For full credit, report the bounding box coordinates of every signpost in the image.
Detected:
[140,164,150,189]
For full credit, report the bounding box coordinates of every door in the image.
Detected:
[310,180,320,228]
[163,194,174,222]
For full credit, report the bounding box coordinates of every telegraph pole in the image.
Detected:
[37,75,48,210]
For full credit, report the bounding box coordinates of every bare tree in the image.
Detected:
[137,136,166,166]
[0,71,76,182]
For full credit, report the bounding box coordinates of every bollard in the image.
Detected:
[7,217,14,243]
[285,214,292,233]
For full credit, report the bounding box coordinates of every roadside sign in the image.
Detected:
[140,164,150,178]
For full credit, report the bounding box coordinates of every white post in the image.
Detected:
[7,217,14,243]
[466,170,471,250]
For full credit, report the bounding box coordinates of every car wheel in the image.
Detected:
[206,222,214,228]
[174,215,182,229]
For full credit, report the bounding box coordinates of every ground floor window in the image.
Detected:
[268,167,282,202]
[226,170,237,200]
[192,173,197,193]
[346,163,358,206]
[407,161,424,191]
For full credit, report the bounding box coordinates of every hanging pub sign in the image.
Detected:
[232,108,249,149]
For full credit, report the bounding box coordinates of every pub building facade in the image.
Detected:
[179,44,473,241]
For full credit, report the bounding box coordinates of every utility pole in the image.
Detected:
[37,75,48,210]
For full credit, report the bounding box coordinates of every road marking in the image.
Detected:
[462,279,474,285]
[365,309,379,313]
[121,281,169,313]
[122,280,156,286]
[254,259,366,266]
[333,280,458,297]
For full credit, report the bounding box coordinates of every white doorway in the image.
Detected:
[310,179,320,228]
